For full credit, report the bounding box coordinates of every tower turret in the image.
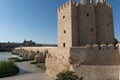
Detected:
[58,0,115,47]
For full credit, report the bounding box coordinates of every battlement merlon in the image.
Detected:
[58,0,112,11]
[116,43,120,52]
[58,0,79,11]
[85,43,120,50]
[96,0,112,8]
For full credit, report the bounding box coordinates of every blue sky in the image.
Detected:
[0,0,119,44]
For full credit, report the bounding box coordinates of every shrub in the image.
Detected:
[8,57,21,62]
[55,71,83,80]
[0,60,19,78]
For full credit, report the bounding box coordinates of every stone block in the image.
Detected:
[85,44,91,49]
[35,53,45,63]
[24,53,28,58]
[108,44,114,49]
[93,44,99,50]
[100,44,107,50]
[28,53,36,60]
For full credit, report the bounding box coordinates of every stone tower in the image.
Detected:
[58,0,115,47]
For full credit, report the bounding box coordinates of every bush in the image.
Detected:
[56,71,83,80]
[0,60,19,78]
[8,57,21,62]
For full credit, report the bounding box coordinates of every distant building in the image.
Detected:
[23,40,36,47]
[0,40,36,51]
[0,42,21,51]
[0,40,56,51]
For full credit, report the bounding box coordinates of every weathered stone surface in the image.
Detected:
[24,53,28,58]
[14,45,120,80]
[35,52,45,63]
[108,44,115,49]
[28,53,36,60]
[93,44,99,50]
[72,65,120,80]
[45,48,71,77]
[58,0,114,47]
[100,44,107,50]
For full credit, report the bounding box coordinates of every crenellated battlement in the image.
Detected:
[85,43,119,50]
[58,0,112,12]
[106,2,112,8]
[58,0,79,11]
[96,2,112,9]
[58,0,71,11]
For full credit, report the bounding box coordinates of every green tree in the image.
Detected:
[55,71,83,80]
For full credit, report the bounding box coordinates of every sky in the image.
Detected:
[0,0,119,44]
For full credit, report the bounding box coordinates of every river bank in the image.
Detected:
[0,52,42,75]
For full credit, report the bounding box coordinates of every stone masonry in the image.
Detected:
[58,0,114,47]
[13,0,120,80]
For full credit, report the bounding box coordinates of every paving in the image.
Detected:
[0,72,54,80]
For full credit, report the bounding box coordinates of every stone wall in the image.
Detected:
[45,43,120,79]
[71,2,79,46]
[45,48,71,77]
[14,43,120,80]
[69,43,120,80]
[70,44,120,65]
[95,3,114,44]
[78,3,97,45]
[58,0,72,48]
[73,65,120,80]
[14,47,57,63]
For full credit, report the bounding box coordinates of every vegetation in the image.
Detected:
[36,63,46,70]
[30,61,46,71]
[55,71,83,80]
[30,61,38,64]
[8,57,21,62]
[8,57,30,62]
[0,60,19,78]
[11,52,17,55]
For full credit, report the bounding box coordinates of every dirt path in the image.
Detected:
[0,72,54,80]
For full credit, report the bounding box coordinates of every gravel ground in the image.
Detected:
[0,72,54,80]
